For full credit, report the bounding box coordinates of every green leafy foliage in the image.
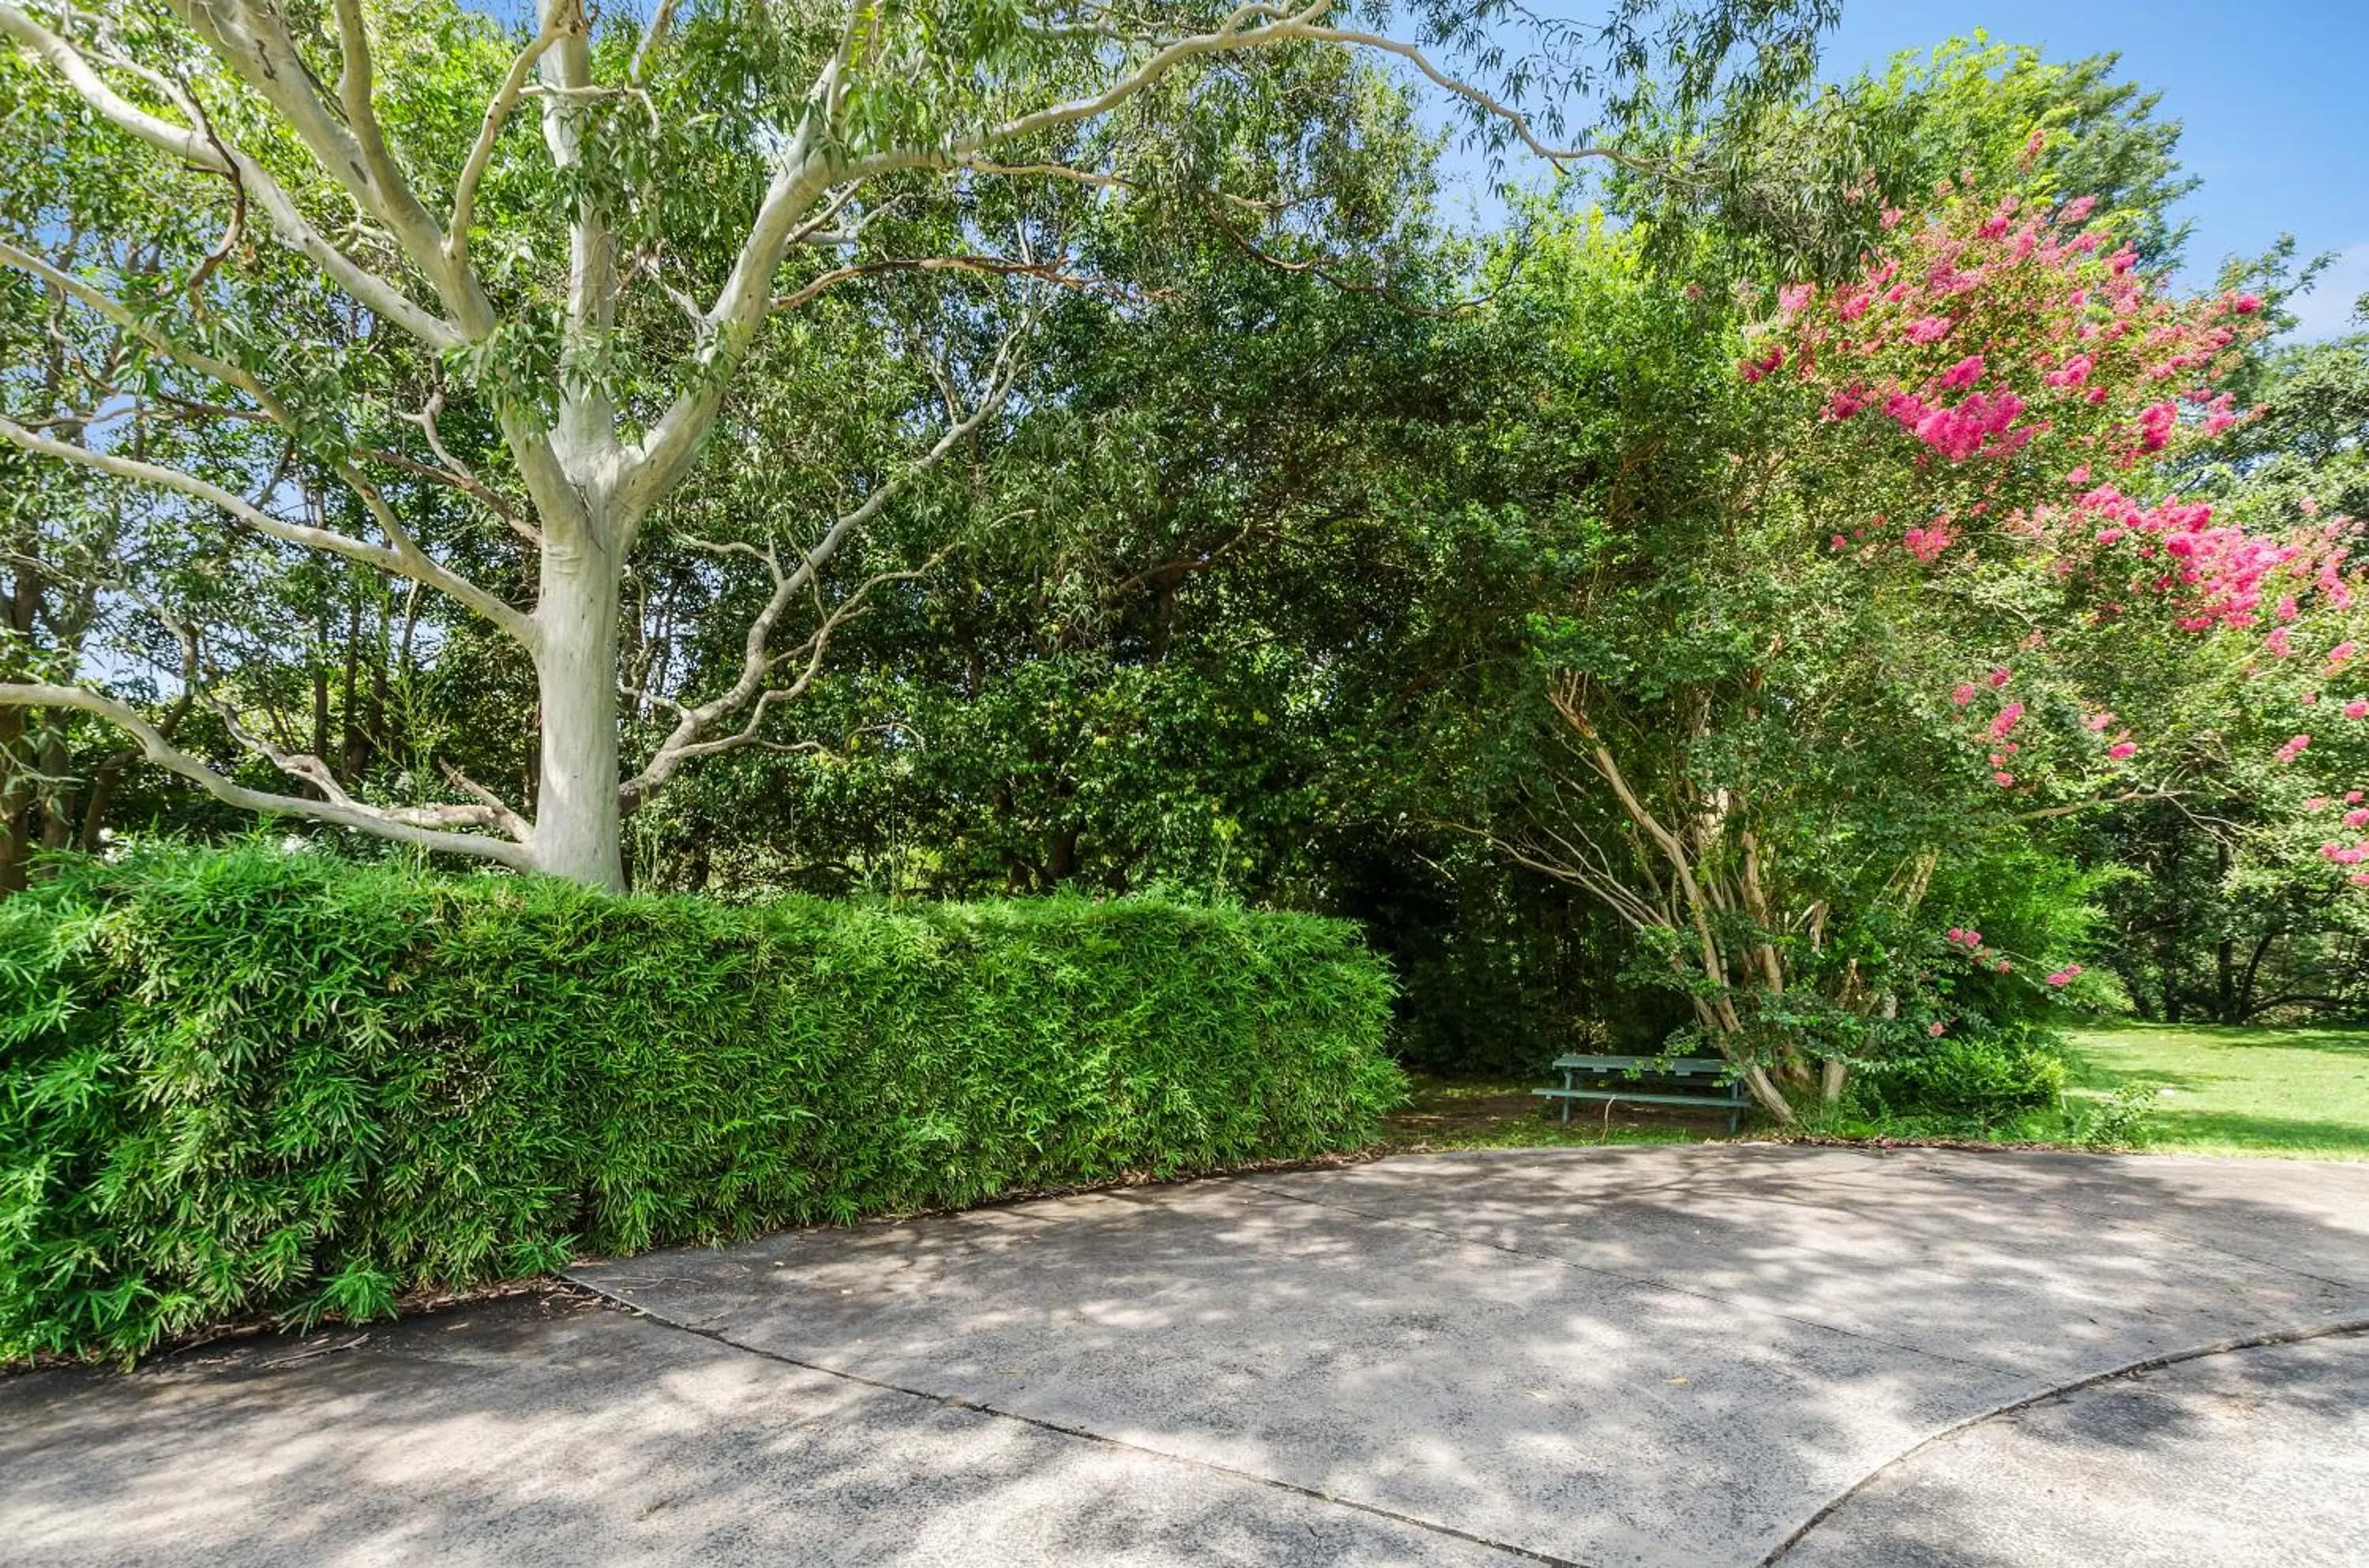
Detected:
[7,9,2361,1143]
[2069,1082,2158,1150]
[0,844,1400,1364]
[1845,1022,2068,1127]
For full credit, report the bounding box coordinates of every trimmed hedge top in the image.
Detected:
[0,846,1399,1363]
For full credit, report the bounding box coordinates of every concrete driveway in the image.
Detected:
[6,1145,2366,1566]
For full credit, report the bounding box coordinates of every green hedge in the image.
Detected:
[0,846,1400,1363]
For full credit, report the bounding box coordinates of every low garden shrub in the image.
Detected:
[0,846,1400,1364]
[1845,1022,2069,1128]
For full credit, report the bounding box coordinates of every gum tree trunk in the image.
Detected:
[530,540,625,892]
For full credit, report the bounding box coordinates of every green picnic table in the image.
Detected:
[1532,1054,1750,1134]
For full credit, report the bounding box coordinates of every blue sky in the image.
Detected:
[1432,2,2366,338]
[1821,0,2369,336]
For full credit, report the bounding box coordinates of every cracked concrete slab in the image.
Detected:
[1778,1330,2369,1568]
[0,1292,1524,1568]
[576,1172,2043,1568]
[8,1145,2367,1566]
[569,1146,2369,1566]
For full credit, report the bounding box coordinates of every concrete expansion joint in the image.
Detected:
[566,1268,2369,1568]
[562,1273,1595,1567]
[1755,1318,2369,1566]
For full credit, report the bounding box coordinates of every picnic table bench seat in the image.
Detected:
[1531,1054,1750,1134]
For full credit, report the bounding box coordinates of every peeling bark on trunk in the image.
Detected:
[1741,1064,1794,1123]
[1535,683,1954,1128]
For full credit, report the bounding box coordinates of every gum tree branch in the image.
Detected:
[621,555,940,808]
[0,683,533,866]
[0,415,533,645]
[0,237,535,637]
[0,0,468,347]
[163,0,491,331]
[767,253,1144,315]
[13,0,581,544]
[619,326,1026,805]
[447,13,569,268]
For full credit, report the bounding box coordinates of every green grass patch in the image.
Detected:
[2060,1022,2369,1160]
[1392,1021,2369,1161]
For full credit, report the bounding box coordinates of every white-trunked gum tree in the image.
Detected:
[0,0,1832,889]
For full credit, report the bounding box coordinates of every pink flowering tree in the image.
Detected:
[1515,181,2367,1123]
[1779,184,2369,856]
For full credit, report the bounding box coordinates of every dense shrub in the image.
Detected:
[0,846,1400,1364]
[1846,1022,2069,1127]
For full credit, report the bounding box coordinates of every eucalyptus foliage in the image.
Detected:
[0,0,1835,891]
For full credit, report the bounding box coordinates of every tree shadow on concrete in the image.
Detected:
[563,1146,2369,1566]
[0,1288,1517,1568]
[1774,1329,2369,1567]
[9,1149,2369,1568]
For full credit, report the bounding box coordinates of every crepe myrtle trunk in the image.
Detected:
[529,538,625,892]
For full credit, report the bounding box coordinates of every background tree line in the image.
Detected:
[5,5,2365,1082]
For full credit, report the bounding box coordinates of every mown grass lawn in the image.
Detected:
[1393,1022,2369,1159]
[2062,1022,2369,1160]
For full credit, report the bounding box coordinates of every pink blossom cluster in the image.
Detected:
[2044,964,2084,989]
[2044,354,2093,389]
[2062,485,2339,632]
[1760,186,2369,881]
[1953,671,2151,777]
[1883,388,2034,463]
[1905,517,1959,563]
[1766,186,2258,488]
[1943,926,2014,973]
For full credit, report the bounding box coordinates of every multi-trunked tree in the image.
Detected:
[1507,184,2363,1120]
